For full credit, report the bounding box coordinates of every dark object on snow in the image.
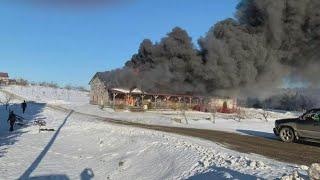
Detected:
[14,114,25,126]
[274,109,320,143]
[33,119,46,126]
[33,119,47,133]
[39,128,55,132]
[7,111,17,132]
[16,122,24,126]
[80,168,94,180]
[21,100,27,114]
[29,175,69,180]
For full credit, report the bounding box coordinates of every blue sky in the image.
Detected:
[0,0,238,87]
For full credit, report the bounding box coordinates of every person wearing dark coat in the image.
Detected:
[7,111,17,132]
[21,100,27,114]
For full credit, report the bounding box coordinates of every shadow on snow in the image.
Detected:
[0,102,46,158]
[28,168,95,180]
[20,110,74,179]
[1,102,95,179]
[187,166,258,180]
[237,129,320,147]
[236,129,277,140]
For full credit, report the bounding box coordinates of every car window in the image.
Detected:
[311,111,320,122]
[302,110,313,120]
[302,110,319,121]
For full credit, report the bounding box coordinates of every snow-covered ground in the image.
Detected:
[4,85,89,106]
[0,91,307,179]
[69,104,299,139]
[2,85,300,139]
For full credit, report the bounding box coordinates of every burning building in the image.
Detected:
[89,72,237,112]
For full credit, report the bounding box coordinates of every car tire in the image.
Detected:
[279,127,295,143]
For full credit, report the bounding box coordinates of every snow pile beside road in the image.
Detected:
[309,163,320,180]
[280,171,303,180]
[243,108,299,121]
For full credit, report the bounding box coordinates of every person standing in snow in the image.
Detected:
[21,100,27,114]
[7,111,17,132]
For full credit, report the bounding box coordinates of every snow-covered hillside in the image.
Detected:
[4,85,89,106]
[0,91,307,179]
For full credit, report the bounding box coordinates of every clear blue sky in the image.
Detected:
[0,0,238,87]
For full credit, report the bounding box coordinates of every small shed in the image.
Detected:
[89,72,109,106]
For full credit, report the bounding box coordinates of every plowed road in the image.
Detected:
[104,118,320,165]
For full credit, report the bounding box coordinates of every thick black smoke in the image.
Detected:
[102,0,320,95]
[105,27,205,94]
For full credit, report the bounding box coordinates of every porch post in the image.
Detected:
[154,95,159,108]
[126,94,130,106]
[141,94,145,107]
[178,97,182,109]
[165,96,171,109]
[199,97,204,105]
[113,93,118,110]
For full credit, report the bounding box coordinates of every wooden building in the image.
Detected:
[89,72,109,106]
[108,87,205,110]
[89,72,237,112]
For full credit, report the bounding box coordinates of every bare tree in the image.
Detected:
[16,78,29,86]
[257,103,271,122]
[64,84,72,90]
[0,93,14,110]
[232,108,247,122]
[180,102,188,124]
[210,106,217,124]
[259,109,271,122]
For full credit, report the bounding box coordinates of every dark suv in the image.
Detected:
[274,109,320,143]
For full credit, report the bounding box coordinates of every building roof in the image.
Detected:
[109,87,206,99]
[110,88,145,94]
[0,72,8,78]
[89,72,108,85]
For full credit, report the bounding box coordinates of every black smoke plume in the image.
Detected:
[102,0,320,96]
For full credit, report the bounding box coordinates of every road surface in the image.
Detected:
[104,118,320,165]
